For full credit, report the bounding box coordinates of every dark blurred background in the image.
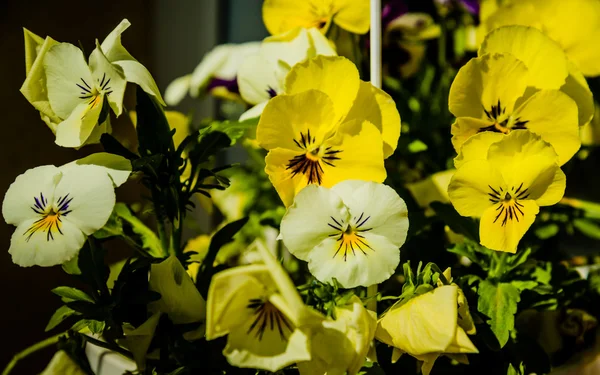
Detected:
[0,0,266,372]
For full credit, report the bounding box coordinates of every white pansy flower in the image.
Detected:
[2,160,131,267]
[280,180,409,288]
[237,27,336,121]
[165,42,260,106]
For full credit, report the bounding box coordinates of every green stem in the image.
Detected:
[151,187,171,257]
[438,16,447,69]
[2,332,66,375]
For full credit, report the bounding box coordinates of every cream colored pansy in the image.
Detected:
[280,180,409,288]
[257,56,401,206]
[165,42,260,105]
[448,130,566,253]
[2,163,126,267]
[61,152,132,187]
[376,284,478,375]
[263,0,370,35]
[449,52,580,165]
[237,27,336,121]
[297,295,377,375]
[478,25,594,126]
[206,242,323,372]
[148,256,206,324]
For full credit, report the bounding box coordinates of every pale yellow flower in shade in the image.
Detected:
[122,312,161,370]
[183,234,210,282]
[481,0,600,78]
[206,242,323,372]
[280,180,409,288]
[405,169,455,214]
[297,296,377,375]
[237,27,336,121]
[449,52,580,165]
[148,255,206,324]
[257,56,401,206]
[376,285,478,375]
[448,130,566,253]
[2,163,128,267]
[40,351,87,375]
[164,42,260,105]
[263,0,370,36]
[478,25,594,127]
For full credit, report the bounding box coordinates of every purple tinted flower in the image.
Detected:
[460,0,480,15]
[382,0,408,29]
[206,77,240,95]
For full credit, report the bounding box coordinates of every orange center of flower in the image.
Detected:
[327,213,373,261]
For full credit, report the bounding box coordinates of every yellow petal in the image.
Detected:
[376,285,459,356]
[55,97,104,148]
[344,81,401,158]
[479,25,568,90]
[454,132,505,169]
[486,130,566,206]
[446,326,478,353]
[123,312,161,370]
[262,0,323,35]
[512,90,580,165]
[332,0,370,34]
[264,148,309,207]
[285,56,360,122]
[257,90,337,151]
[23,28,45,75]
[148,256,206,325]
[561,60,595,126]
[480,199,539,253]
[320,120,387,189]
[457,288,476,335]
[448,160,505,217]
[450,53,530,119]
[40,350,87,375]
[450,117,495,155]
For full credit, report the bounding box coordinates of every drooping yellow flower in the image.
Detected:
[280,180,409,288]
[448,130,566,253]
[376,284,478,375]
[481,0,600,78]
[206,241,323,372]
[263,0,370,36]
[449,51,580,165]
[478,25,594,127]
[297,296,377,375]
[257,56,401,206]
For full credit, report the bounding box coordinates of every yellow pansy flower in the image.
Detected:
[280,180,409,288]
[478,25,594,127]
[237,27,336,121]
[376,284,478,375]
[448,130,566,253]
[297,296,377,375]
[263,0,370,36]
[449,52,580,165]
[206,242,323,372]
[481,0,600,78]
[257,56,401,206]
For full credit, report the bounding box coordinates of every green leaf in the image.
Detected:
[430,202,480,242]
[477,280,521,348]
[93,208,124,239]
[88,320,106,335]
[77,239,110,298]
[207,118,258,146]
[507,362,524,375]
[114,203,164,258]
[45,305,77,332]
[135,86,174,157]
[52,286,95,303]
[511,280,538,291]
[188,130,232,166]
[61,255,81,275]
[573,218,600,240]
[534,223,559,239]
[197,217,249,298]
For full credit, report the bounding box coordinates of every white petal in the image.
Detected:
[3,165,60,225]
[89,42,127,116]
[61,152,132,187]
[53,165,116,235]
[189,45,232,95]
[9,218,85,267]
[55,98,103,148]
[165,75,191,106]
[331,180,409,246]
[237,53,280,105]
[280,185,349,261]
[100,19,134,62]
[43,43,95,119]
[307,232,400,288]
[239,101,268,122]
[113,60,166,106]
[214,42,261,79]
[306,28,337,57]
